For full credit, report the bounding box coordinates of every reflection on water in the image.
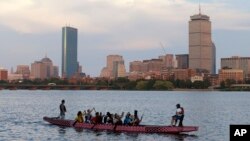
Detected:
[58,127,67,134]
[1,90,250,141]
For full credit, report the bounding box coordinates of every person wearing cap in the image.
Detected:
[171,104,184,126]
[59,99,67,119]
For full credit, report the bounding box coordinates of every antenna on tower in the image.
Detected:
[199,0,201,14]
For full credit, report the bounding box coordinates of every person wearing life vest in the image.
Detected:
[171,104,184,126]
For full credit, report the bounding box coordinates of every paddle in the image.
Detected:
[72,120,77,127]
[138,110,144,124]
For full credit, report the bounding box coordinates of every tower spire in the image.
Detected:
[199,0,201,15]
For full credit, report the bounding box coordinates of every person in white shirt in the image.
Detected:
[171,104,184,126]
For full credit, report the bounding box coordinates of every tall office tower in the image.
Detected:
[176,54,189,69]
[221,56,250,79]
[62,26,78,78]
[189,9,216,74]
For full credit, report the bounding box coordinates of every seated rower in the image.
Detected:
[73,111,84,126]
[104,112,113,124]
[113,112,124,125]
[171,104,184,126]
[131,110,142,126]
[91,112,102,124]
[123,112,132,125]
[85,108,95,123]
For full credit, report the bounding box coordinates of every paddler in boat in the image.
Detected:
[73,111,84,126]
[59,99,66,119]
[85,107,95,123]
[131,110,142,126]
[123,112,132,125]
[113,112,124,125]
[104,112,113,124]
[171,104,184,126]
[91,112,102,124]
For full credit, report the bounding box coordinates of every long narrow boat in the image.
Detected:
[43,117,198,134]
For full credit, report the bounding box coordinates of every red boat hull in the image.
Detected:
[43,116,198,134]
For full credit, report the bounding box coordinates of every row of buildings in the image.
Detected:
[98,54,248,85]
[0,26,83,82]
[0,56,59,81]
[98,10,248,85]
[0,8,248,86]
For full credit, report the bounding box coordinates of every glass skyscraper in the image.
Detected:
[62,26,78,78]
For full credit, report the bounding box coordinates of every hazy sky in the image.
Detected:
[0,0,250,76]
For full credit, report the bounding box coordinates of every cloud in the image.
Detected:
[1,0,249,34]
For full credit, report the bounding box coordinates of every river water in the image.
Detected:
[0,90,249,141]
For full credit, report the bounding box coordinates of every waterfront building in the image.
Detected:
[30,56,58,80]
[218,69,244,83]
[159,54,175,69]
[0,68,8,81]
[176,54,189,69]
[31,61,47,80]
[100,67,111,78]
[8,73,23,81]
[53,66,59,78]
[16,65,30,79]
[145,59,163,72]
[189,9,216,74]
[221,56,250,80]
[172,69,196,80]
[129,61,144,72]
[129,58,164,80]
[114,61,126,78]
[62,26,78,78]
[107,55,123,70]
[128,71,144,80]
[208,74,219,86]
[100,55,126,78]
[41,57,54,78]
[191,75,204,83]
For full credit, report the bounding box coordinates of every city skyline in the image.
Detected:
[0,0,250,76]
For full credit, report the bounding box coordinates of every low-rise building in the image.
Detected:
[0,68,8,81]
[218,69,244,83]
[191,75,204,83]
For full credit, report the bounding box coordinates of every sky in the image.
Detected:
[0,0,250,76]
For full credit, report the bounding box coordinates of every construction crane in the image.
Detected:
[159,42,167,55]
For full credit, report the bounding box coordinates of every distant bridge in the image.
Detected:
[0,84,111,90]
